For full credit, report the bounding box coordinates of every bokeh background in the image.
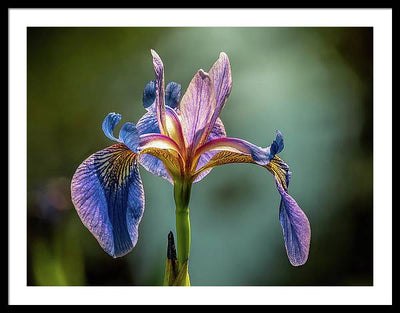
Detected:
[27,27,373,286]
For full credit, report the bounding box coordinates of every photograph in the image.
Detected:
[7,8,392,306]
[27,26,373,287]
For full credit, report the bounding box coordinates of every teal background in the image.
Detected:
[27,27,373,286]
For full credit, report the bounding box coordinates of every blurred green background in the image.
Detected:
[27,27,372,286]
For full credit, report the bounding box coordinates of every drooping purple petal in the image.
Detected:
[195,131,283,171]
[194,131,284,177]
[191,130,311,265]
[274,176,311,266]
[266,154,309,266]
[180,69,216,151]
[71,144,145,258]
[195,136,272,167]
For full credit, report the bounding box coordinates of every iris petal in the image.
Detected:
[193,117,226,183]
[164,106,185,150]
[142,80,181,111]
[71,144,145,258]
[194,131,283,175]
[138,154,173,183]
[135,108,183,183]
[266,157,310,266]
[136,110,160,135]
[142,80,156,109]
[194,135,276,168]
[136,110,172,182]
[202,52,232,141]
[140,146,182,180]
[270,130,284,156]
[209,52,232,111]
[139,133,183,183]
[151,49,167,135]
[102,112,121,142]
[276,177,311,266]
[119,122,139,152]
[102,113,140,154]
[193,133,311,266]
[165,82,181,109]
[179,69,216,151]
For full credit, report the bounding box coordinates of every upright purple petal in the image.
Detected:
[209,52,232,110]
[202,52,232,140]
[151,49,167,135]
[180,69,216,151]
[71,144,145,258]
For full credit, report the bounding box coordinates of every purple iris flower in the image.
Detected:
[71,50,311,267]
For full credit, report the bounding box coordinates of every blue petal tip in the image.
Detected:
[102,112,122,142]
[142,80,156,109]
[165,82,181,109]
[271,130,284,156]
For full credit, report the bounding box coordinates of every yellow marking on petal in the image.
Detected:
[94,143,138,189]
[265,156,289,191]
[192,151,289,188]
[192,151,253,178]
[140,147,183,179]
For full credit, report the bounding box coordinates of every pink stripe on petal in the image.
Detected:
[139,133,181,153]
[138,133,184,180]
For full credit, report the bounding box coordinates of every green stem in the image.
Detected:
[173,179,192,286]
